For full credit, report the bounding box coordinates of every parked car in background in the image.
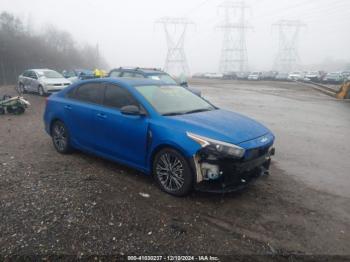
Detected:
[18,69,71,96]
[192,73,206,79]
[44,78,275,196]
[341,71,350,79]
[304,71,321,82]
[108,67,201,96]
[203,73,224,79]
[236,72,250,80]
[248,72,262,80]
[62,69,95,83]
[287,71,305,81]
[323,72,344,84]
[261,71,278,80]
[274,72,289,81]
[222,72,237,80]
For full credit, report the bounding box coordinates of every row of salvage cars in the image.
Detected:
[194,70,350,84]
[17,68,201,96]
[286,71,350,84]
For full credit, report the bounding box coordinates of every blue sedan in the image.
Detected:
[44,78,275,196]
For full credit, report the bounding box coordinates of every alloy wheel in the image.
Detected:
[52,123,67,152]
[156,153,185,192]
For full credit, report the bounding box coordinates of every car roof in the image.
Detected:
[31,68,52,71]
[110,67,166,75]
[102,77,171,87]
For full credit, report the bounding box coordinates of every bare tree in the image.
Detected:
[0,11,108,85]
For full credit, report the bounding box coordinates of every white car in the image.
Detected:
[204,73,224,79]
[248,72,262,80]
[304,71,321,82]
[18,69,72,96]
[287,71,305,81]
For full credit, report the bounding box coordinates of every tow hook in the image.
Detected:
[261,166,270,176]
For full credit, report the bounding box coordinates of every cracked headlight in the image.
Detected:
[187,132,245,158]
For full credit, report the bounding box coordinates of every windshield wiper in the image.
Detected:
[183,108,214,115]
[162,112,185,116]
[163,108,215,116]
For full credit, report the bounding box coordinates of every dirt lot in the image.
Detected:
[0,82,349,260]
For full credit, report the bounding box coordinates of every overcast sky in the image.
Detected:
[1,0,350,73]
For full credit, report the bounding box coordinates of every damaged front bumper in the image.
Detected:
[191,145,275,193]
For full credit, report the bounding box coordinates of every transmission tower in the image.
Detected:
[272,20,306,72]
[217,1,252,73]
[155,17,194,77]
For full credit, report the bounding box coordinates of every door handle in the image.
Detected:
[64,105,72,110]
[97,113,107,119]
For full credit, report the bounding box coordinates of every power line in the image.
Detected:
[183,0,213,17]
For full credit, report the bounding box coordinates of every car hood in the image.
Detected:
[168,109,271,145]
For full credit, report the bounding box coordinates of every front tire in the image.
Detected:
[18,83,26,94]
[153,148,193,196]
[38,85,45,96]
[51,121,72,154]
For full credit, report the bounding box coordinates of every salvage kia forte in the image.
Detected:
[44,78,275,196]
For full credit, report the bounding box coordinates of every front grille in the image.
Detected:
[245,146,269,160]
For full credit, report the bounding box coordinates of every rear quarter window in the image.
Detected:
[68,83,104,105]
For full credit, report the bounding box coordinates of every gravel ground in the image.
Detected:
[0,84,349,260]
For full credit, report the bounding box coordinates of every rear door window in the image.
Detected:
[29,71,38,79]
[104,84,138,109]
[109,70,122,78]
[71,83,104,105]
[22,71,30,77]
[121,72,134,78]
[133,73,144,78]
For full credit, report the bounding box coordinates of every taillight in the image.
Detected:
[45,97,48,107]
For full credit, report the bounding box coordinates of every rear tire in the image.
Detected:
[0,108,5,115]
[51,120,72,154]
[153,148,193,196]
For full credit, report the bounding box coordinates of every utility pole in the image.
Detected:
[272,20,306,72]
[155,17,194,77]
[95,43,101,68]
[217,1,252,73]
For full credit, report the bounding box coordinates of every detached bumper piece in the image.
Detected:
[194,146,275,193]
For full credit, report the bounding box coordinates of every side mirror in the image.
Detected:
[120,105,145,116]
[180,81,188,87]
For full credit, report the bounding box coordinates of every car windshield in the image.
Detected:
[64,71,76,78]
[135,85,215,116]
[40,70,64,78]
[147,74,177,85]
